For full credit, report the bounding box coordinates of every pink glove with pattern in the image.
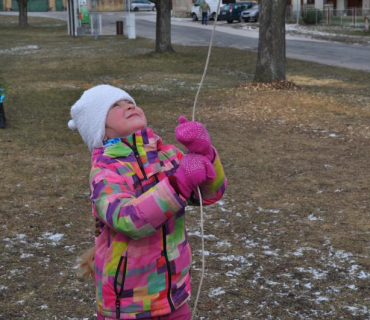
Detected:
[172,154,216,199]
[175,116,215,161]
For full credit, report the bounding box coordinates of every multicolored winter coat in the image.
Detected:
[90,128,227,319]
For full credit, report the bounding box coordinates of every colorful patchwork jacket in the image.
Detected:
[90,128,227,319]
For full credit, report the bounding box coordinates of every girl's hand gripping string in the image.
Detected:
[175,116,215,161]
[171,154,216,199]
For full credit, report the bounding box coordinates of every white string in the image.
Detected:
[191,187,204,319]
[191,1,222,318]
[192,0,223,122]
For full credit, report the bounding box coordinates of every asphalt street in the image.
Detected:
[1,11,369,71]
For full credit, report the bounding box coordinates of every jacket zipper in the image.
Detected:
[114,255,128,319]
[123,134,148,180]
[162,226,176,312]
[121,135,175,312]
[133,134,148,180]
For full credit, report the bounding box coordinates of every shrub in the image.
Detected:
[302,9,322,25]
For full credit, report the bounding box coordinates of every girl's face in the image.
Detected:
[105,100,147,139]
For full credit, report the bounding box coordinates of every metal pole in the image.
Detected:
[93,0,98,39]
[296,0,299,25]
[90,14,94,34]
[354,7,356,27]
[99,14,102,35]
[67,0,70,35]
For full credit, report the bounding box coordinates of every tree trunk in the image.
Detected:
[155,0,174,53]
[254,0,287,83]
[17,0,29,27]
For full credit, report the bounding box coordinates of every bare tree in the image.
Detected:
[17,0,29,26]
[155,0,174,53]
[254,0,287,83]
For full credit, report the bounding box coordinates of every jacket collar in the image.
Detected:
[92,128,163,179]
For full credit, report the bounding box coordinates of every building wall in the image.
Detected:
[96,0,125,11]
[337,0,346,10]
[172,0,192,17]
[292,0,366,9]
[4,0,11,10]
[315,0,324,9]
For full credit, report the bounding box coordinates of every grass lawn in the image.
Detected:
[0,15,370,319]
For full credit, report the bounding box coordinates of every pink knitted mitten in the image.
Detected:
[175,116,214,161]
[173,154,216,199]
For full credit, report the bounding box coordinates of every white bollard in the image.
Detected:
[124,12,136,39]
[90,14,94,33]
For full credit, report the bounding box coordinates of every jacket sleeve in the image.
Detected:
[90,166,188,240]
[189,147,227,206]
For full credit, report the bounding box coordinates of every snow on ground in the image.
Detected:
[2,192,369,318]
[285,24,338,37]
[188,194,370,318]
[0,45,39,55]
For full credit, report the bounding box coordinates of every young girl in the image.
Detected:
[68,85,227,320]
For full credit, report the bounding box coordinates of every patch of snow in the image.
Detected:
[245,239,259,248]
[20,253,34,259]
[315,296,329,302]
[40,304,48,310]
[209,287,226,297]
[263,250,280,257]
[347,284,358,290]
[329,133,339,138]
[357,270,370,279]
[218,255,251,265]
[226,269,241,277]
[187,231,216,239]
[296,267,328,279]
[345,306,358,312]
[293,247,319,257]
[308,213,323,221]
[40,232,64,246]
[0,45,39,55]
[215,240,231,248]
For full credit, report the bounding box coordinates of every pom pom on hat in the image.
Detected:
[68,85,136,152]
[68,119,77,130]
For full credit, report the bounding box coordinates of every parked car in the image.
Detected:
[217,1,255,23]
[191,0,235,21]
[241,4,259,22]
[131,0,156,11]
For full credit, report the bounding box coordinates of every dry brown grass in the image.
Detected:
[0,15,370,319]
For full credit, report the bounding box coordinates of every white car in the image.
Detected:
[131,0,156,11]
[191,0,230,21]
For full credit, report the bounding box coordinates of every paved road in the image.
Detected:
[2,11,370,71]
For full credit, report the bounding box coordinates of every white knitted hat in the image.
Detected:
[68,85,136,152]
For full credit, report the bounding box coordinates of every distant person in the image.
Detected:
[68,85,227,319]
[0,90,6,129]
[199,0,211,25]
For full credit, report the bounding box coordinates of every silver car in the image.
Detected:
[131,0,156,11]
[241,4,259,22]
